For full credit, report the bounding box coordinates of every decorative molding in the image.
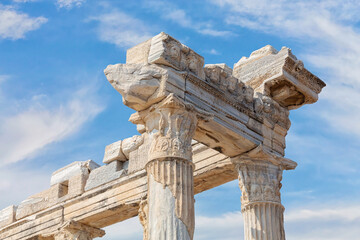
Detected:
[283,56,325,94]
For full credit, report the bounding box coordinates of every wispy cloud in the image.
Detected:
[0,4,47,40]
[56,0,85,9]
[210,0,360,138]
[146,0,234,37]
[0,78,104,166]
[89,9,153,48]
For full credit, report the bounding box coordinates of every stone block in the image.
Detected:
[103,140,126,164]
[0,205,16,228]
[103,135,143,164]
[15,197,47,220]
[15,183,67,220]
[51,160,99,186]
[51,160,99,197]
[126,38,152,64]
[85,161,127,191]
[122,135,143,159]
[128,136,151,173]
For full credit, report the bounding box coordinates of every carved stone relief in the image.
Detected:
[148,32,205,79]
[236,160,283,206]
[132,94,198,161]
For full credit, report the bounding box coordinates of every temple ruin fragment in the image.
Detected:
[0,32,325,240]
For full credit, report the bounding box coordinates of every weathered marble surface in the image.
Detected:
[0,206,16,229]
[50,160,99,186]
[84,161,127,191]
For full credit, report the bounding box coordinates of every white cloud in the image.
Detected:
[207,48,220,55]
[285,203,360,240]
[56,0,85,9]
[0,84,104,166]
[0,4,47,40]
[89,10,153,48]
[210,0,360,137]
[146,0,234,38]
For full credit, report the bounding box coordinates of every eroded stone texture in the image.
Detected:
[0,206,16,229]
[103,135,144,164]
[50,160,99,186]
[104,63,167,111]
[102,140,126,164]
[84,161,126,191]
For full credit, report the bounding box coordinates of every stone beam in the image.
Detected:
[0,142,235,240]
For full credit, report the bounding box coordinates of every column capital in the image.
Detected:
[48,220,105,240]
[231,145,296,209]
[130,93,200,162]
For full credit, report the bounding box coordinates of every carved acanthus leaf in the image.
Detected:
[139,94,198,161]
[236,160,283,207]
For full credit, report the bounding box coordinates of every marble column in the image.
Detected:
[52,221,105,240]
[232,145,297,240]
[139,94,198,240]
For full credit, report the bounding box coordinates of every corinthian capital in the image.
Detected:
[53,221,105,240]
[232,145,297,208]
[144,94,198,161]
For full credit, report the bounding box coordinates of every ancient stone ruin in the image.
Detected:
[0,32,325,240]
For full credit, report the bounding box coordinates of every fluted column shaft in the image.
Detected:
[232,148,296,240]
[139,94,198,240]
[242,202,285,240]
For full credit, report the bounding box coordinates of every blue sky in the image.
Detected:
[0,0,360,239]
